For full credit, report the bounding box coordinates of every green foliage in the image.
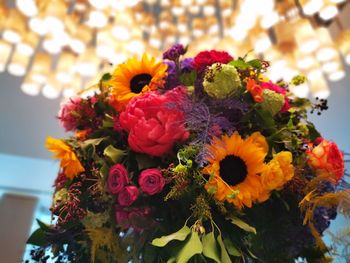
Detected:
[103,145,126,163]
[228,216,257,234]
[27,228,47,246]
[152,225,191,247]
[180,71,197,86]
[202,232,221,262]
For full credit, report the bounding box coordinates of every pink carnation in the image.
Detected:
[261,81,290,112]
[119,88,190,157]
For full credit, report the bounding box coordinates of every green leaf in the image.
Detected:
[180,71,197,86]
[100,162,109,178]
[81,138,106,149]
[202,232,221,262]
[287,118,294,130]
[166,258,176,263]
[217,234,232,263]
[255,108,276,132]
[36,219,54,232]
[102,119,114,128]
[151,225,191,247]
[176,231,203,263]
[247,59,262,69]
[223,238,241,257]
[229,217,256,234]
[101,73,112,81]
[135,154,158,170]
[247,248,258,259]
[104,145,127,163]
[229,59,249,69]
[27,228,47,246]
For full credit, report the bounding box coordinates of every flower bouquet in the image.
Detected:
[27,45,350,263]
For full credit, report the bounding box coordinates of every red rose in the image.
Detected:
[119,88,189,157]
[139,168,165,195]
[107,164,129,194]
[192,50,233,71]
[118,186,139,206]
[307,139,344,182]
[115,209,130,229]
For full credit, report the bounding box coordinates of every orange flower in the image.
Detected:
[246,78,264,103]
[46,136,85,179]
[307,139,344,182]
[260,151,294,201]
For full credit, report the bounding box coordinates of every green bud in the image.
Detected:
[203,63,242,99]
[260,89,284,116]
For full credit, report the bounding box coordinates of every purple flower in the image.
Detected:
[164,60,180,89]
[163,44,186,61]
[180,58,194,72]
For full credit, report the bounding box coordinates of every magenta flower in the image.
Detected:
[139,168,165,195]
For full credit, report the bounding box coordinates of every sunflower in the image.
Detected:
[46,136,85,179]
[109,54,168,111]
[203,132,268,208]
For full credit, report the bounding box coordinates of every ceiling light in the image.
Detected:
[319,4,338,20]
[328,70,345,81]
[42,83,60,99]
[88,0,109,9]
[300,0,324,15]
[21,82,41,96]
[87,10,108,28]
[16,0,38,17]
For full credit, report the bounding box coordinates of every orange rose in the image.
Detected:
[259,151,294,201]
[307,139,344,182]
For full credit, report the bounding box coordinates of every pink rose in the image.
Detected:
[118,186,139,206]
[107,164,129,194]
[119,88,189,157]
[139,168,165,195]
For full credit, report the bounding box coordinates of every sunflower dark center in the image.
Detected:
[130,73,152,93]
[219,155,248,186]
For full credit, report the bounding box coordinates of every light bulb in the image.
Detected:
[301,0,324,15]
[328,70,345,81]
[112,26,131,41]
[2,30,22,44]
[87,10,108,28]
[21,83,41,96]
[319,4,338,20]
[42,84,60,99]
[16,0,38,17]
[29,17,48,35]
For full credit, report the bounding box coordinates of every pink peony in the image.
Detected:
[107,164,129,194]
[261,81,290,112]
[119,88,190,157]
[139,168,165,195]
[118,186,139,206]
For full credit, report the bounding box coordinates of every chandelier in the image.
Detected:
[0,0,349,99]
